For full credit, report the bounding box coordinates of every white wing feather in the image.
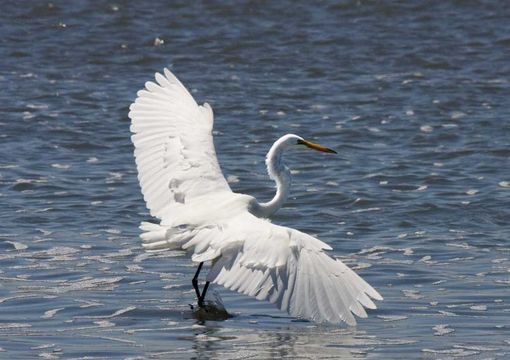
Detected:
[130,69,382,325]
[140,207,383,325]
[129,69,231,219]
[200,213,383,325]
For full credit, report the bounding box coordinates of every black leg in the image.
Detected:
[198,281,210,307]
[192,262,204,300]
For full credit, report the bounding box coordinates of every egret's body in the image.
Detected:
[129,69,382,325]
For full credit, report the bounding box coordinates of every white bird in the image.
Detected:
[129,68,382,325]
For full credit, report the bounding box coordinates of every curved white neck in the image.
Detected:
[252,138,292,218]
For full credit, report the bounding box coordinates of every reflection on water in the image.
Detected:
[184,325,373,359]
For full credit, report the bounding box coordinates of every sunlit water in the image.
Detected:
[1,1,510,358]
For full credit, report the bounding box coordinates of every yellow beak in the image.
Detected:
[297,139,337,154]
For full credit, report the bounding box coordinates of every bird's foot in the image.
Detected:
[189,300,208,312]
[197,299,208,312]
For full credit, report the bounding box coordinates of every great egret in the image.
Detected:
[129,69,382,325]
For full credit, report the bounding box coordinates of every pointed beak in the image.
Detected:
[297,139,337,154]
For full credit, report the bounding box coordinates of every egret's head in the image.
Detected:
[282,134,336,154]
[270,134,337,156]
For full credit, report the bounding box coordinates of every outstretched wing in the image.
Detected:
[179,212,383,325]
[129,69,231,219]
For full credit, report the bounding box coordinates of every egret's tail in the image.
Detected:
[139,222,191,251]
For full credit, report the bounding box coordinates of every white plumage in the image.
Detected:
[129,68,382,325]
